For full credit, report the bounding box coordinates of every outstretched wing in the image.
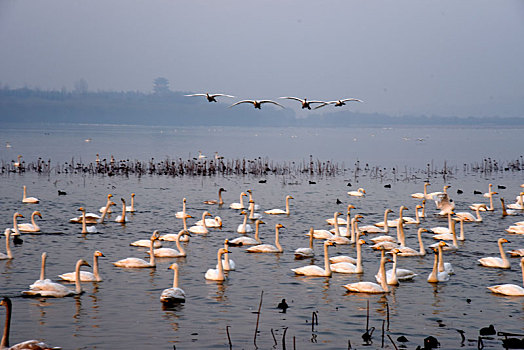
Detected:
[260,100,285,108]
[184,93,207,97]
[229,100,255,108]
[313,101,336,109]
[340,98,363,103]
[211,94,235,98]
[279,96,304,102]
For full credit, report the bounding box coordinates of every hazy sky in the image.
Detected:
[1,0,523,118]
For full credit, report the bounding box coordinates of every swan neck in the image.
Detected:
[173,266,179,289]
[81,211,87,233]
[93,254,100,281]
[255,222,261,242]
[417,230,425,255]
[12,215,21,236]
[1,298,11,348]
[350,218,356,243]
[498,240,508,263]
[383,211,389,234]
[23,186,27,200]
[428,253,438,282]
[476,209,482,221]
[75,260,83,294]
[40,254,46,281]
[309,231,314,249]
[356,241,363,272]
[182,216,188,230]
[451,221,458,247]
[149,238,156,266]
[437,246,445,272]
[323,243,331,276]
[458,220,465,241]
[31,212,37,226]
[378,255,388,292]
[99,204,109,223]
[521,259,524,288]
[217,250,225,280]
[5,231,12,259]
[397,221,406,247]
[218,190,223,205]
[333,215,340,237]
[275,227,282,252]
[285,197,290,215]
[176,232,185,256]
[130,196,134,211]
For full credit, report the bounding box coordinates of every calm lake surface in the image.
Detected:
[0,123,523,349]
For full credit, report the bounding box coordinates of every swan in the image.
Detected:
[332,204,356,237]
[9,212,23,237]
[248,200,262,220]
[313,98,362,110]
[22,259,91,297]
[478,238,511,268]
[375,206,406,228]
[483,183,495,198]
[507,192,524,210]
[16,211,42,232]
[78,207,98,233]
[131,235,163,248]
[114,198,127,223]
[22,185,39,204]
[98,201,116,224]
[175,198,188,218]
[428,184,451,201]
[378,248,417,284]
[434,192,455,216]
[347,188,366,197]
[246,190,261,210]
[217,239,235,271]
[342,249,389,294]
[429,221,458,251]
[513,221,524,226]
[195,215,222,228]
[506,225,524,234]
[229,219,264,246]
[230,192,247,210]
[330,222,365,264]
[371,218,406,250]
[397,228,429,256]
[1,297,61,350]
[412,183,430,199]
[331,239,366,273]
[98,193,114,213]
[436,241,454,274]
[487,258,524,296]
[204,187,226,205]
[26,252,53,289]
[427,247,450,283]
[455,205,486,222]
[362,209,393,233]
[0,229,13,260]
[246,224,284,253]
[70,208,100,224]
[294,227,315,259]
[185,92,235,102]
[418,199,426,218]
[188,212,211,234]
[329,212,350,245]
[264,195,293,215]
[229,99,285,109]
[125,193,136,212]
[149,230,190,258]
[59,251,104,282]
[292,240,335,277]
[403,205,422,225]
[501,198,518,216]
[278,97,325,109]
[205,247,230,281]
[237,210,253,233]
[160,263,186,304]
[113,231,160,268]
[431,212,454,237]
[311,228,334,240]
[507,248,524,257]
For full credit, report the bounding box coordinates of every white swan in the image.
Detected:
[113,231,160,268]
[506,225,524,234]
[246,189,261,210]
[343,249,389,294]
[160,263,186,304]
[427,247,450,283]
[507,192,524,210]
[483,183,495,198]
[1,297,61,350]
[248,200,262,220]
[331,239,366,274]
[313,98,362,109]
[70,208,100,224]
[188,212,211,234]
[487,258,524,296]
[332,205,356,237]
[217,239,235,271]
[501,198,518,216]
[26,252,52,289]
[347,188,366,197]
[204,188,226,205]
[418,199,426,218]
[22,259,91,297]
[403,205,422,225]
[361,209,393,234]
[125,193,136,212]
[237,210,253,233]
[185,92,235,102]
[229,220,264,246]
[278,96,325,109]
[98,193,114,213]
[264,195,293,215]
[455,205,486,222]
[175,198,188,218]
[436,241,454,274]
[0,229,13,260]
[411,183,430,199]
[230,192,247,210]
[10,212,23,237]
[246,224,284,253]
[131,236,163,248]
[478,238,511,268]
[205,247,230,281]
[78,207,98,233]
[428,184,451,201]
[375,206,405,228]
[294,227,315,259]
[377,248,417,284]
[149,230,190,258]
[507,248,524,257]
[292,240,335,277]
[114,198,127,223]
[397,228,429,256]
[311,228,334,240]
[434,192,455,216]
[59,251,104,282]
[22,185,39,204]
[195,215,222,228]
[16,211,42,232]
[229,99,285,109]
[431,212,454,237]
[329,212,350,245]
[98,201,116,224]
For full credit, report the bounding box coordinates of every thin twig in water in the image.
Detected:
[387,334,399,350]
[282,327,288,350]
[366,300,370,332]
[226,325,232,349]
[386,302,390,331]
[254,290,264,347]
[381,320,385,348]
[311,311,318,332]
[271,328,277,347]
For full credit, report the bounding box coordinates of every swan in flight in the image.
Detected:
[314,98,362,110]
[331,239,366,274]
[59,251,104,282]
[246,223,284,253]
[230,192,247,210]
[113,231,160,268]
[342,249,389,294]
[175,198,188,218]
[294,227,315,259]
[347,188,366,197]
[229,99,285,109]
[22,259,91,297]
[148,230,190,258]
[1,297,61,350]
[427,247,450,283]
[217,239,235,271]
[203,188,226,205]
[229,219,264,246]
[22,185,39,203]
[189,212,211,234]
[237,210,253,233]
[98,194,114,213]
[434,192,455,216]
[160,263,186,304]
[185,92,235,102]
[487,257,524,296]
[205,247,230,281]
[16,211,42,232]
[292,240,335,277]
[0,229,13,260]
[264,195,293,215]
[478,238,511,268]
[278,97,325,110]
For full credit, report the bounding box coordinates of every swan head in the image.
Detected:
[334,212,342,217]
[168,263,179,271]
[240,210,247,215]
[107,194,113,199]
[499,238,510,244]
[150,231,161,240]
[354,214,364,221]
[325,240,336,247]
[439,241,448,248]
[203,211,211,218]
[240,192,247,197]
[0,297,11,308]
[218,248,231,255]
[109,201,117,207]
[256,219,265,225]
[276,223,285,229]
[94,251,105,257]
[418,228,428,234]
[121,198,126,204]
[14,212,23,219]
[385,209,393,214]
[357,239,366,246]
[33,211,42,218]
[400,206,408,211]
[77,259,91,268]
[219,188,227,193]
[358,188,366,193]
[347,204,356,211]
[416,205,422,209]
[131,193,135,197]
[287,195,294,200]
[247,189,252,194]
[77,207,86,213]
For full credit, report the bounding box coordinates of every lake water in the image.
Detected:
[0,123,523,349]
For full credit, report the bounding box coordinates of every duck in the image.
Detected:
[22,185,39,203]
[16,211,42,232]
[217,239,235,271]
[278,96,325,110]
[205,248,230,281]
[237,210,253,233]
[98,193,114,213]
[487,257,524,296]
[294,227,315,259]
[0,229,13,260]
[264,195,293,215]
[478,238,511,268]
[246,224,284,253]
[148,230,190,258]
[78,207,98,233]
[230,192,247,210]
[347,188,366,197]
[184,92,235,102]
[114,198,128,223]
[292,240,335,277]
[203,188,226,205]
[175,198,188,218]
[229,219,265,246]
[330,239,366,274]
[427,247,450,283]
[314,98,363,110]
[188,212,211,234]
[113,231,160,268]
[58,251,104,282]
[160,263,186,304]
[342,249,389,293]
[229,99,285,109]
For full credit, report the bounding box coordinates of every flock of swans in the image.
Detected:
[2,178,524,349]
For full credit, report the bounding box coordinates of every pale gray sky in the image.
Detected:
[1,0,523,118]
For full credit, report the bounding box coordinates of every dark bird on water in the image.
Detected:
[258,179,267,184]
[184,93,235,102]
[13,235,23,246]
[336,198,342,205]
[474,190,482,195]
[384,184,391,188]
[479,324,496,336]
[277,299,289,313]
[457,189,463,194]
[309,180,316,185]
[422,335,440,349]
[362,326,375,343]
[58,190,67,195]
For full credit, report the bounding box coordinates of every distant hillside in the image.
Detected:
[1,87,523,127]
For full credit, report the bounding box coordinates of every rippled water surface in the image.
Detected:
[0,124,523,349]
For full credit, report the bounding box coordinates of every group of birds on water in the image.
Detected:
[2,175,524,348]
[184,92,363,110]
